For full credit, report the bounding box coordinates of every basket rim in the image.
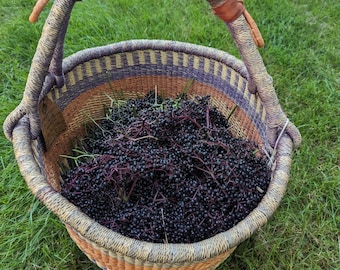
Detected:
[61,39,249,78]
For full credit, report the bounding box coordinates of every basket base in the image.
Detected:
[66,224,236,270]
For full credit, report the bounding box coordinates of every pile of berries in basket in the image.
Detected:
[61,91,270,243]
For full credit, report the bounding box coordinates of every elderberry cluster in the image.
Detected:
[60,91,271,243]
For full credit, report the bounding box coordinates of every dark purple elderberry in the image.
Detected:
[60,90,271,243]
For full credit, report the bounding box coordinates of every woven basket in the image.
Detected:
[3,0,301,269]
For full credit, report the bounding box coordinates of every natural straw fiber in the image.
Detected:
[3,0,301,269]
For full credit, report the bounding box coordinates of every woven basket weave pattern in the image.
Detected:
[3,0,302,269]
[66,225,237,270]
[39,41,273,269]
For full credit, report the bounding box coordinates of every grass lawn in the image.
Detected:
[1,0,339,269]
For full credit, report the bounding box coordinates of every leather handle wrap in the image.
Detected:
[207,0,264,47]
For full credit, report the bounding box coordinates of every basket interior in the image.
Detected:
[40,44,268,192]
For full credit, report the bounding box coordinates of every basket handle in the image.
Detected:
[207,0,301,148]
[3,0,301,149]
[3,0,77,141]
